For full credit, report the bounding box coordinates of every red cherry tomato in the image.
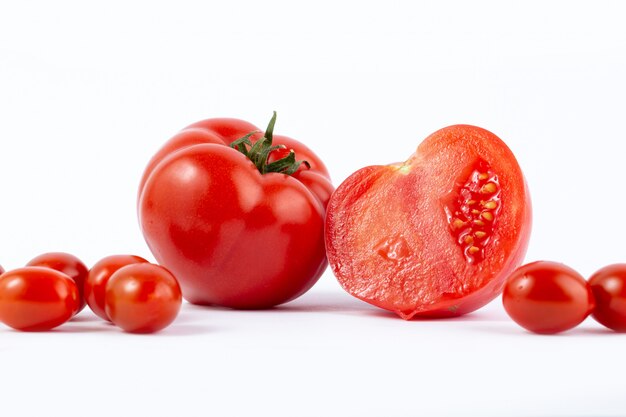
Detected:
[589,264,626,332]
[138,113,331,309]
[0,267,80,331]
[502,261,594,334]
[325,125,532,319]
[105,263,182,333]
[27,252,89,313]
[85,255,148,320]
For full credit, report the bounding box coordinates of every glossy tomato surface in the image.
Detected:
[589,264,626,332]
[0,267,79,331]
[85,255,148,320]
[27,252,89,313]
[138,115,331,309]
[105,263,182,333]
[503,261,594,334]
[138,117,332,206]
[326,125,532,319]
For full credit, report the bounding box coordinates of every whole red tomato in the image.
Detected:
[85,254,149,320]
[325,125,532,319]
[0,267,80,331]
[105,263,182,333]
[138,113,332,309]
[503,261,594,334]
[589,264,626,332]
[27,252,89,313]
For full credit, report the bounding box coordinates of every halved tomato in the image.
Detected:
[325,125,532,319]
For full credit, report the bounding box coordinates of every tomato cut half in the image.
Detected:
[325,125,532,319]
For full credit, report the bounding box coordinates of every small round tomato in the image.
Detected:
[589,264,626,332]
[0,267,80,331]
[85,255,149,320]
[27,252,88,313]
[105,263,182,333]
[503,261,594,334]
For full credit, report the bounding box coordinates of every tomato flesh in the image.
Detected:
[325,125,531,319]
[589,264,626,332]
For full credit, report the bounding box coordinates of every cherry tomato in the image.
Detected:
[27,252,88,313]
[502,261,594,334]
[325,125,532,319]
[138,113,331,309]
[0,267,80,331]
[105,263,182,333]
[0,265,4,275]
[589,264,626,332]
[85,255,148,320]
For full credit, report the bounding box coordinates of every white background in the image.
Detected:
[1,1,625,416]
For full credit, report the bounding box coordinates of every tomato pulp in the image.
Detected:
[325,125,532,319]
[138,113,332,309]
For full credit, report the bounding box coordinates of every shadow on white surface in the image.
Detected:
[69,314,102,323]
[470,323,626,337]
[181,289,511,322]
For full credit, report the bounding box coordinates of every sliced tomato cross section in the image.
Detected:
[325,125,532,319]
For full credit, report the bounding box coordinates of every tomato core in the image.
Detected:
[444,159,501,263]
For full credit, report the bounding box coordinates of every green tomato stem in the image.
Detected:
[229,112,310,175]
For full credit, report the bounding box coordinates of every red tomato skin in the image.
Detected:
[138,118,332,208]
[139,143,327,309]
[139,118,262,200]
[325,125,532,319]
[0,267,79,331]
[503,261,594,334]
[27,252,89,314]
[85,255,149,320]
[184,117,261,143]
[589,264,626,332]
[105,263,182,333]
[269,134,331,179]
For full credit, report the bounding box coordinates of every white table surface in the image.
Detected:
[2,277,623,417]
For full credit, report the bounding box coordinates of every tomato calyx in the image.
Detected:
[229,111,310,175]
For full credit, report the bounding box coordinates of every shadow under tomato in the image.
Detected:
[52,325,113,333]
[180,291,375,314]
[182,291,510,323]
[69,314,102,323]
[470,323,626,337]
[282,291,510,322]
[154,324,215,336]
[274,291,380,313]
